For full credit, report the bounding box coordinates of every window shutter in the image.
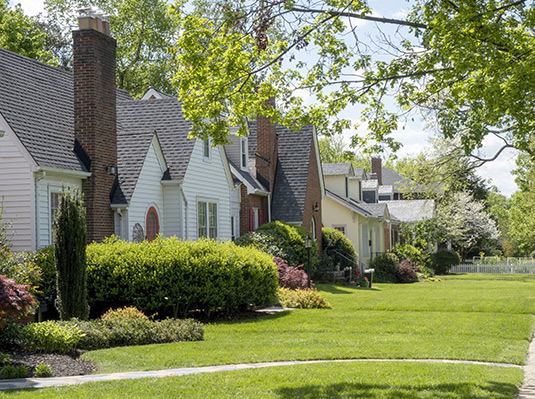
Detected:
[259,209,263,226]
[249,209,254,232]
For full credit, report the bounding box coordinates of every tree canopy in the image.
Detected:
[170,0,535,156]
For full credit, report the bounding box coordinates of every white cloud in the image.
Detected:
[12,0,44,16]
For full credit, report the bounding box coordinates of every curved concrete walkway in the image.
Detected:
[0,357,522,391]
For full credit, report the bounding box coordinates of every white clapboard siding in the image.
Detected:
[0,132,34,251]
[127,138,167,240]
[36,174,83,248]
[182,142,233,240]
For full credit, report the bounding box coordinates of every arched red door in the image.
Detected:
[146,207,159,241]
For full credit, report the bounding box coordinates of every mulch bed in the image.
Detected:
[5,351,96,378]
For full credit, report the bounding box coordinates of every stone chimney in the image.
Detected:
[73,8,117,242]
[371,157,382,185]
[255,97,278,191]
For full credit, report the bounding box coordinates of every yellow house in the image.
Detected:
[322,163,391,267]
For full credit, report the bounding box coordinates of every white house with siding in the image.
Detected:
[0,18,238,251]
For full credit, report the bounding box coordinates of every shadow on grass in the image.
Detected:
[275,381,517,398]
[318,284,381,294]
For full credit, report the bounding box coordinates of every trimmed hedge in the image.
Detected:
[87,237,278,316]
[431,249,461,274]
[235,221,319,269]
[369,253,400,283]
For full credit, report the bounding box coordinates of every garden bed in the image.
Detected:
[5,351,96,378]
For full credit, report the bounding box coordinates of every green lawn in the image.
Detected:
[3,274,535,398]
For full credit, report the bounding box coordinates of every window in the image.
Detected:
[333,225,346,235]
[198,201,217,238]
[249,208,263,231]
[50,192,59,242]
[203,139,211,159]
[240,138,248,169]
[146,207,159,241]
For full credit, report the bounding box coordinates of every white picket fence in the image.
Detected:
[451,258,535,274]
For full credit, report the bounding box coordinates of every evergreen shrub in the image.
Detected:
[235,221,319,269]
[87,237,278,316]
[369,253,399,283]
[319,228,357,280]
[431,249,461,274]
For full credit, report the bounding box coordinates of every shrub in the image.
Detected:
[396,259,420,283]
[32,246,56,302]
[0,252,42,296]
[392,244,430,269]
[0,275,35,327]
[369,253,399,283]
[236,221,319,269]
[320,228,357,277]
[35,363,52,377]
[431,249,461,274]
[1,364,29,379]
[20,321,82,354]
[277,288,331,309]
[53,187,89,320]
[274,257,309,289]
[101,306,148,321]
[87,237,278,317]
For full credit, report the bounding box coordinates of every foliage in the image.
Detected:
[277,288,331,309]
[369,253,399,283]
[44,0,178,97]
[235,221,318,269]
[0,0,55,65]
[274,257,309,290]
[508,189,535,256]
[20,320,82,354]
[431,249,461,275]
[436,191,500,260]
[32,246,56,302]
[392,244,431,270]
[87,237,278,316]
[0,275,35,328]
[396,259,420,284]
[53,187,89,320]
[1,364,29,379]
[399,219,442,257]
[318,135,355,164]
[34,363,52,377]
[101,306,149,321]
[320,227,357,275]
[0,252,42,296]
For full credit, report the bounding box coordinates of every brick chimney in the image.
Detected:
[255,97,278,191]
[73,8,117,242]
[371,157,382,185]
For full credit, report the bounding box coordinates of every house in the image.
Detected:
[322,163,394,266]
[0,11,237,251]
[225,100,325,249]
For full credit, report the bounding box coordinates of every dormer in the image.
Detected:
[322,163,354,199]
[224,129,249,173]
[362,177,379,203]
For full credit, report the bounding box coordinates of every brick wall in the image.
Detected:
[238,184,268,236]
[301,136,323,252]
[73,27,117,243]
[255,97,277,191]
[383,221,391,252]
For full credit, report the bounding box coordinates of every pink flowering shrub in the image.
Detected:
[0,275,35,327]
[396,259,421,283]
[274,257,311,289]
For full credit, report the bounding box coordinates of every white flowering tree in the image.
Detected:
[437,192,500,260]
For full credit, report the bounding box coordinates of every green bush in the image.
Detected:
[235,221,319,269]
[369,253,400,283]
[1,364,29,379]
[0,252,42,296]
[53,188,89,320]
[431,249,461,274]
[319,228,357,279]
[277,288,331,309]
[392,244,431,269]
[87,237,278,317]
[35,363,52,377]
[32,246,56,302]
[20,321,83,354]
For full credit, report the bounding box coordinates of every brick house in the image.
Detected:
[225,100,325,250]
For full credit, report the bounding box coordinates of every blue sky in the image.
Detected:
[12,0,520,196]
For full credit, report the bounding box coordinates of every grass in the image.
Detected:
[83,275,535,373]
[2,273,535,398]
[0,362,523,398]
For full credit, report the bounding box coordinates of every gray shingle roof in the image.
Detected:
[247,120,258,158]
[117,98,196,182]
[271,124,314,222]
[353,168,366,180]
[360,202,388,219]
[379,200,434,223]
[228,159,268,193]
[362,179,378,189]
[322,163,352,176]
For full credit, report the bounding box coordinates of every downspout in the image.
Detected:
[179,184,188,239]
[34,170,46,249]
[267,193,271,222]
